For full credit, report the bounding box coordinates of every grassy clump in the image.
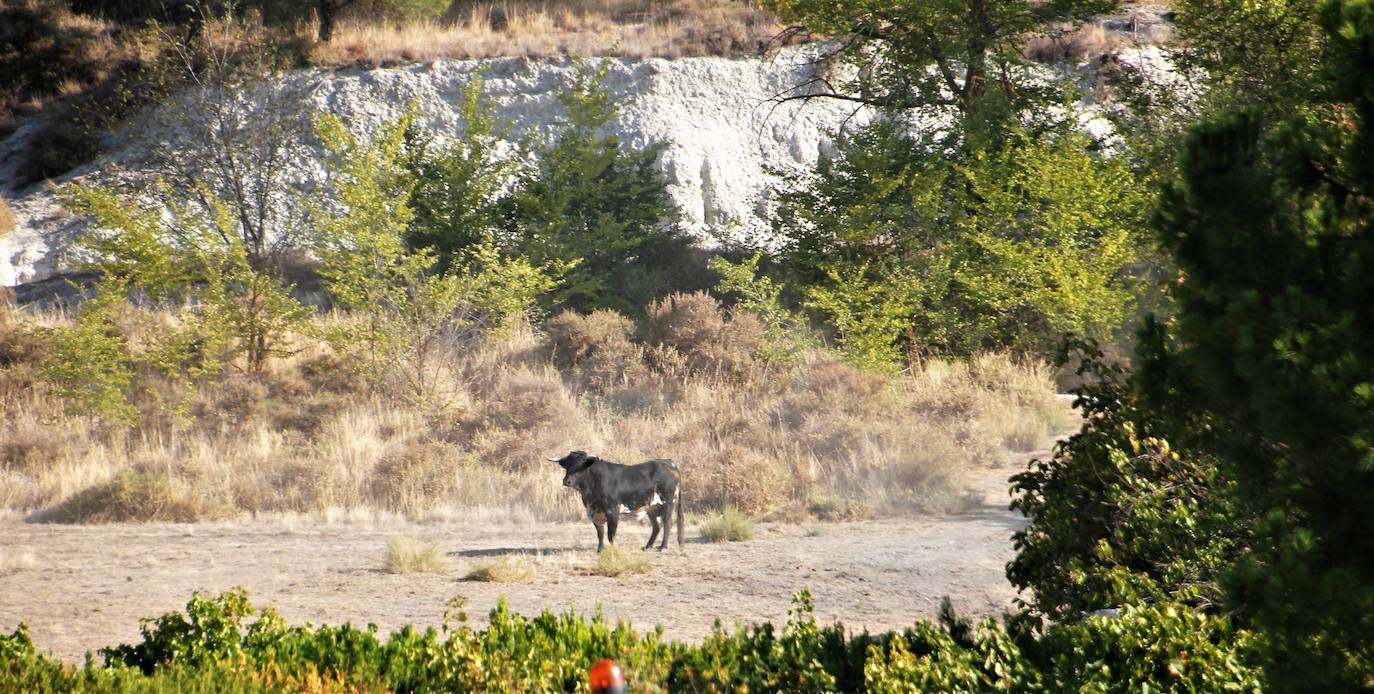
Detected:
[699,507,754,542]
[587,545,651,577]
[807,496,873,522]
[384,536,450,575]
[41,470,221,524]
[463,556,534,582]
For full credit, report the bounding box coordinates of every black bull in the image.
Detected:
[550,451,684,551]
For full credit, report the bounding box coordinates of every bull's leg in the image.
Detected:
[593,514,606,552]
[645,513,661,550]
[659,498,673,550]
[606,510,620,547]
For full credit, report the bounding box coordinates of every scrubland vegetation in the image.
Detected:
[0,294,1065,521]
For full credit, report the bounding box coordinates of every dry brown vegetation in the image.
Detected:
[0,291,1069,524]
[310,0,783,66]
[586,544,652,577]
[0,196,14,237]
[384,535,451,573]
[464,555,535,582]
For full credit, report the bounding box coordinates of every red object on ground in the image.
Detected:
[589,658,627,694]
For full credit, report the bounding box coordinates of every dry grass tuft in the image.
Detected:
[464,555,535,582]
[384,536,451,574]
[586,544,651,577]
[698,506,754,542]
[0,546,37,574]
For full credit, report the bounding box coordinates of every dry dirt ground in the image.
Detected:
[0,449,1050,663]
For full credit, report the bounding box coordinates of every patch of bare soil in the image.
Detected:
[0,449,1046,663]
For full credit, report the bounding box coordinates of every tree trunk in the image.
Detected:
[317,0,337,42]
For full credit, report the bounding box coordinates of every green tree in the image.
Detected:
[314,109,558,401]
[501,63,691,314]
[771,122,1150,361]
[404,76,514,272]
[60,184,307,374]
[764,0,1111,148]
[1147,0,1374,686]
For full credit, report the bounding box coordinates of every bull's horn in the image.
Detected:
[545,456,560,462]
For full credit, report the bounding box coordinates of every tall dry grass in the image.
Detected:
[309,0,784,65]
[0,295,1070,523]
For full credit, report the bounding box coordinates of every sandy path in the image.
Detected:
[0,450,1043,663]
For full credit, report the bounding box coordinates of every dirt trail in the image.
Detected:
[0,449,1046,662]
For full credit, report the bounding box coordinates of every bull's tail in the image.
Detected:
[676,477,685,546]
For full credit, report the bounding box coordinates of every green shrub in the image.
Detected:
[501,63,692,314]
[314,107,559,400]
[0,589,1262,692]
[1007,341,1248,620]
[699,506,754,542]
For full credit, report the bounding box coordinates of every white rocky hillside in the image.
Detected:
[0,47,878,287]
[0,12,1180,289]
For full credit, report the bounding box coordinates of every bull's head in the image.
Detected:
[548,450,597,488]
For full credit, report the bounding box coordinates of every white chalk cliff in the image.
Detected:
[0,47,873,287]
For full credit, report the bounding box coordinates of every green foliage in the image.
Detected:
[404,75,514,271]
[804,260,925,371]
[709,253,813,364]
[39,292,137,423]
[866,603,1261,692]
[1143,1,1374,686]
[0,589,1261,692]
[1173,0,1325,116]
[771,123,1150,364]
[1007,340,1249,621]
[763,0,1111,147]
[59,184,308,375]
[314,107,558,400]
[501,63,692,313]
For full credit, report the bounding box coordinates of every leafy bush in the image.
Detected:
[501,63,693,313]
[699,506,755,542]
[315,107,559,400]
[0,589,1263,692]
[769,120,1151,363]
[710,252,814,364]
[1007,341,1249,620]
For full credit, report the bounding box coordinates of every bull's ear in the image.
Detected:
[568,456,596,474]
